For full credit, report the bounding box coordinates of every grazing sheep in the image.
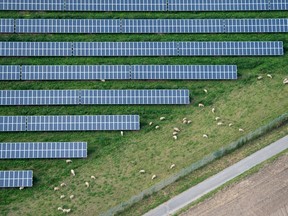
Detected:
[85,182,90,188]
[160,117,165,121]
[66,159,72,163]
[170,164,176,169]
[149,122,153,126]
[173,135,178,140]
[62,209,71,213]
[182,119,187,124]
[187,120,192,124]
[69,195,74,199]
[70,169,75,176]
[215,117,221,121]
[257,76,263,80]
[267,74,273,79]
[120,131,124,136]
[152,175,157,180]
[212,108,215,113]
[198,103,204,107]
[283,78,288,84]
[58,207,63,211]
[217,122,223,126]
[91,175,96,179]
[139,170,146,174]
[172,131,178,136]
[239,128,244,132]
[155,125,160,129]
[204,89,208,93]
[60,195,65,199]
[100,79,105,82]
[203,134,208,138]
[229,123,233,127]
[182,118,187,122]
[60,183,66,187]
[54,187,60,191]
[19,187,24,190]
[173,127,180,132]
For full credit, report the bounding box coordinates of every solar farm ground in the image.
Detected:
[0,11,288,216]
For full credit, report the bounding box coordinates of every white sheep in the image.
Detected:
[203,134,208,138]
[170,164,175,169]
[173,127,180,132]
[60,183,66,187]
[239,128,244,132]
[66,159,72,163]
[91,175,96,179]
[215,117,221,121]
[100,79,105,82]
[267,74,273,79]
[182,118,187,122]
[203,89,208,93]
[58,207,63,211]
[283,78,288,84]
[257,76,263,80]
[172,131,178,136]
[139,170,146,174]
[85,182,90,188]
[70,169,75,176]
[151,175,157,180]
[217,122,223,126]
[69,195,74,199]
[187,120,192,124]
[229,123,233,127]
[155,125,160,129]
[173,135,178,140]
[160,117,165,121]
[62,209,71,213]
[149,122,153,126]
[19,187,24,190]
[54,187,60,191]
[120,131,124,136]
[198,103,204,107]
[60,195,65,199]
[182,119,187,124]
[212,108,215,113]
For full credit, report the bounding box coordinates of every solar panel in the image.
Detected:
[131,65,237,80]
[168,0,270,11]
[0,142,87,159]
[65,0,167,11]
[0,19,14,33]
[178,42,284,56]
[225,19,288,33]
[122,19,224,33]
[270,0,288,10]
[0,0,64,11]
[26,115,140,131]
[0,42,72,56]
[81,90,190,105]
[16,19,121,33]
[73,42,178,56]
[0,65,20,80]
[22,65,130,80]
[0,116,26,132]
[0,90,80,105]
[0,170,33,188]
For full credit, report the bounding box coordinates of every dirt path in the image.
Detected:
[181,154,288,216]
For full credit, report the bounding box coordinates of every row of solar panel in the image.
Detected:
[0,42,284,56]
[0,90,190,105]
[1,19,288,34]
[0,170,33,188]
[0,0,287,11]
[0,115,140,132]
[0,142,87,159]
[0,65,238,80]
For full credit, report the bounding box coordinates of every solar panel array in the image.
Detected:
[22,65,131,80]
[0,19,14,33]
[1,0,287,11]
[0,170,33,188]
[15,19,121,33]
[178,42,284,56]
[0,90,189,105]
[0,65,20,80]
[0,115,140,132]
[131,65,237,80]
[0,142,87,159]
[0,42,72,56]
[3,18,288,34]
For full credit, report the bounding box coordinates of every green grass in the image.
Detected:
[0,10,287,216]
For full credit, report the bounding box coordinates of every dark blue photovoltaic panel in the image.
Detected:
[26,115,140,131]
[0,142,87,159]
[0,90,79,105]
[0,171,33,188]
[178,42,284,56]
[81,90,190,105]
[0,19,14,33]
[131,65,237,80]
[0,0,64,11]
[65,0,166,11]
[0,42,72,56]
[22,65,130,80]
[73,42,178,56]
[122,19,224,33]
[0,65,20,80]
[225,19,288,33]
[270,0,288,10]
[0,116,26,132]
[168,0,270,11]
[16,19,121,33]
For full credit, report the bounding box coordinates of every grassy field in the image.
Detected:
[0,11,288,216]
